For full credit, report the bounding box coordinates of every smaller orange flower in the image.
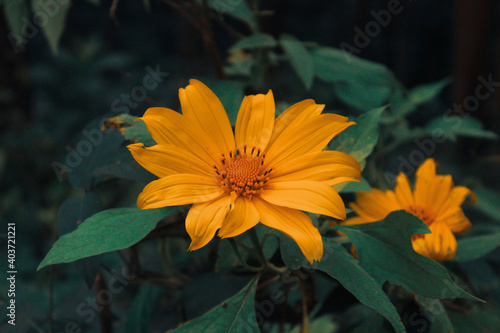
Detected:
[344,158,476,261]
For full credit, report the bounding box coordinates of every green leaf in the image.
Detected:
[415,295,454,333]
[103,114,156,146]
[208,0,256,31]
[38,207,175,270]
[171,276,260,332]
[229,33,277,52]
[447,306,500,333]
[454,232,500,262]
[470,187,500,221]
[311,47,396,110]
[125,285,164,333]
[332,106,385,163]
[458,257,500,294]
[57,193,103,288]
[390,78,450,118]
[278,235,406,333]
[183,274,252,320]
[351,312,393,333]
[201,79,245,125]
[4,0,30,52]
[425,116,498,142]
[31,0,72,54]
[336,211,480,301]
[67,120,156,188]
[215,224,278,272]
[280,34,314,90]
[339,176,372,193]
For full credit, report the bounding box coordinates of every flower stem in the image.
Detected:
[248,227,268,265]
[229,238,262,272]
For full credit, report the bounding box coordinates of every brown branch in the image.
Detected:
[109,0,121,26]
[162,0,202,30]
[299,278,310,333]
[163,0,226,79]
[48,266,54,333]
[95,273,113,333]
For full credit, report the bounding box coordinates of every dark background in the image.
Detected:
[1,0,499,332]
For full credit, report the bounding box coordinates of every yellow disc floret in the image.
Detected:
[214,145,272,199]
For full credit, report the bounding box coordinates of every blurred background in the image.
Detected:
[1,0,500,332]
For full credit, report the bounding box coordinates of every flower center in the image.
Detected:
[405,205,436,226]
[213,145,272,199]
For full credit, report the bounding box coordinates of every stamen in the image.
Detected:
[213,146,273,199]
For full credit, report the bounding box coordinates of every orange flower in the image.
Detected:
[128,79,360,264]
[344,158,476,261]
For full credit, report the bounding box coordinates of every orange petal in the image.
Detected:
[235,90,275,150]
[218,197,260,238]
[270,150,360,184]
[137,174,222,209]
[179,79,235,156]
[267,100,326,147]
[253,197,323,264]
[438,186,476,216]
[426,175,453,213]
[394,173,414,207]
[412,222,457,261]
[139,107,222,167]
[436,207,472,235]
[264,113,354,169]
[327,177,361,187]
[413,158,437,206]
[261,180,346,220]
[343,216,371,225]
[351,189,400,221]
[128,143,213,178]
[186,195,232,251]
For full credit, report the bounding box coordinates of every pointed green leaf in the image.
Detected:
[280,34,314,90]
[425,116,498,142]
[336,211,481,301]
[311,47,396,110]
[208,0,256,31]
[38,207,175,270]
[278,235,406,333]
[229,33,277,52]
[4,0,30,52]
[391,78,450,118]
[332,106,385,163]
[171,276,260,332]
[471,187,500,221]
[454,232,500,262]
[103,114,156,146]
[31,0,72,54]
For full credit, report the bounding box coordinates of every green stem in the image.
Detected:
[248,227,267,265]
[229,238,262,272]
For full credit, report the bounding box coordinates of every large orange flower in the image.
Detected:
[128,79,360,263]
[344,158,475,261]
